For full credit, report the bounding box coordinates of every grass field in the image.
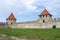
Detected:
[0,28,60,40]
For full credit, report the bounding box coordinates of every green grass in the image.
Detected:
[0,28,60,40]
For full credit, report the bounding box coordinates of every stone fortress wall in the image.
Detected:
[9,9,60,28]
[0,9,60,28]
[9,18,60,28]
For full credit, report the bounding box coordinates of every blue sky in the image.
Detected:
[0,0,60,22]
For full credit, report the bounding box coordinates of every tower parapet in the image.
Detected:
[38,9,52,23]
[6,13,16,25]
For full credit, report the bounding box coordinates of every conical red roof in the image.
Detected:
[7,13,16,20]
[39,9,52,16]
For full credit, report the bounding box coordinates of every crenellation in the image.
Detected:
[7,9,60,28]
[0,9,60,28]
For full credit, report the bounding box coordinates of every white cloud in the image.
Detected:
[34,0,60,17]
[0,0,60,22]
[3,0,37,9]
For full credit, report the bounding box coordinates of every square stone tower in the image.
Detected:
[6,13,16,25]
[38,9,52,23]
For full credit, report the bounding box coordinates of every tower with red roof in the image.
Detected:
[39,9,52,23]
[6,13,16,25]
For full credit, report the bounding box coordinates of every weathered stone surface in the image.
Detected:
[0,34,27,40]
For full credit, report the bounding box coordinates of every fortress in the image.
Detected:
[0,9,60,28]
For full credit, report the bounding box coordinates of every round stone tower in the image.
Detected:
[38,9,52,23]
[6,13,16,25]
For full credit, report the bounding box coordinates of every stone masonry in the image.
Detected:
[1,9,60,28]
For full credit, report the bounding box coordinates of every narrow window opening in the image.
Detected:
[46,15,47,17]
[43,20,45,23]
[43,15,44,18]
[11,23,13,24]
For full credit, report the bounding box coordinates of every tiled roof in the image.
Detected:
[6,13,16,20]
[39,9,52,16]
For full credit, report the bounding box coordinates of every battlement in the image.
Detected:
[0,9,60,28]
[53,18,60,21]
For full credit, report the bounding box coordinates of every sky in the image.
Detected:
[0,0,60,22]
